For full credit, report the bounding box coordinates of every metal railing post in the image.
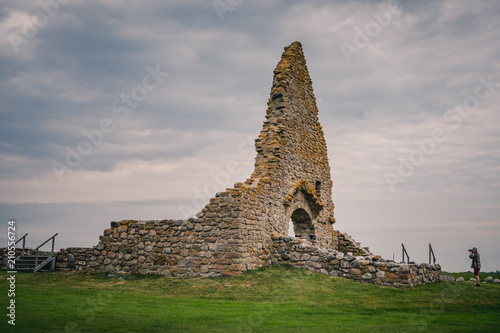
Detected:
[429,243,431,264]
[15,233,28,256]
[429,243,436,264]
[401,243,410,263]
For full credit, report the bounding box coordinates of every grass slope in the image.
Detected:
[1,266,499,332]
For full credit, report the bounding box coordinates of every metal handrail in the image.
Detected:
[15,233,28,255]
[401,243,410,263]
[34,233,58,252]
[429,243,436,264]
[34,233,58,268]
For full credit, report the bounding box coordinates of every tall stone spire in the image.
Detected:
[244,41,335,245]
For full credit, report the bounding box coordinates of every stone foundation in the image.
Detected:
[47,219,441,288]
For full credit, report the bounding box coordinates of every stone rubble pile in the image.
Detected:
[271,236,441,287]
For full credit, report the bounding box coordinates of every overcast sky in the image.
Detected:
[1,0,499,272]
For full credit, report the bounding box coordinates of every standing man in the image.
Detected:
[469,247,481,287]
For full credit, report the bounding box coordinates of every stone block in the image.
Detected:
[281,254,290,260]
[57,262,69,268]
[329,270,342,277]
[351,260,361,268]
[105,265,116,272]
[399,264,410,274]
[318,249,328,257]
[301,253,311,261]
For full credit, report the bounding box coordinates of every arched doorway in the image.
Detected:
[289,208,316,240]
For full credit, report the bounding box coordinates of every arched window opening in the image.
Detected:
[290,208,315,240]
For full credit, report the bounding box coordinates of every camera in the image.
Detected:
[468,249,473,252]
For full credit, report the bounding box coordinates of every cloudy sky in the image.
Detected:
[1,0,499,272]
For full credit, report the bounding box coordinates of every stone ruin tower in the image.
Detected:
[70,41,442,285]
[194,41,337,271]
[243,41,336,245]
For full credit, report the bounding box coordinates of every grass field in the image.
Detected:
[1,266,499,332]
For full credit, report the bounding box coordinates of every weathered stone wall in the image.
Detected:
[51,233,441,288]
[61,218,256,276]
[335,231,371,256]
[270,237,441,287]
[55,247,93,271]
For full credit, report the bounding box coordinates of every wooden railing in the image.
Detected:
[34,233,58,270]
[15,233,28,255]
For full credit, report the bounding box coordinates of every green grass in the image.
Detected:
[445,271,500,281]
[1,266,499,332]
